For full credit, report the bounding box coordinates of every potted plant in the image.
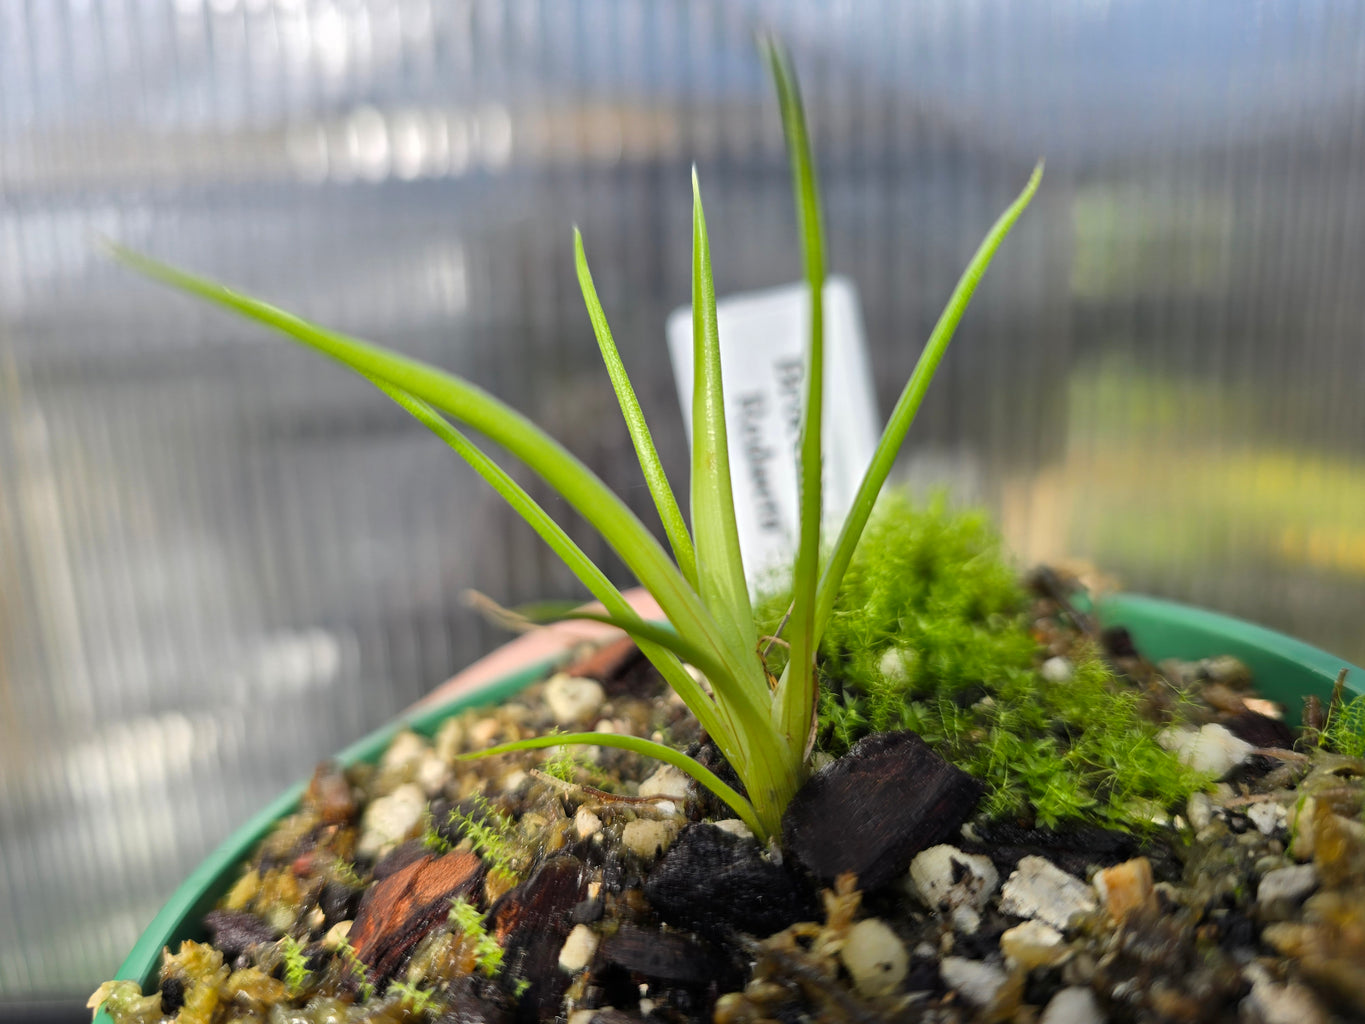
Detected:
[91,40,1365,1024]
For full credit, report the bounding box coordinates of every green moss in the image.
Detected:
[278,935,312,996]
[445,796,520,884]
[757,493,1203,831]
[1322,693,1365,758]
[335,936,374,1002]
[388,980,436,1015]
[448,897,505,977]
[539,744,605,786]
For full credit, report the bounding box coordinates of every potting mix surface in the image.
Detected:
[91,578,1365,1024]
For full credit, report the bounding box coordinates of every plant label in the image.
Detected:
[667,277,879,584]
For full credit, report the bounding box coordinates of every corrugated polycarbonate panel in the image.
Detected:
[3,0,1365,1000]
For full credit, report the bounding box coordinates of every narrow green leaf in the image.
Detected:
[763,37,825,753]
[689,169,762,668]
[366,378,728,742]
[480,598,731,690]
[813,162,1045,640]
[461,730,767,840]
[110,245,768,712]
[574,228,697,588]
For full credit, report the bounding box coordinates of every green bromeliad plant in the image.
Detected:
[113,41,1041,844]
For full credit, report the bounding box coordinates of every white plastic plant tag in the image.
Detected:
[667,276,879,584]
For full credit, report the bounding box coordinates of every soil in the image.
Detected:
[91,584,1365,1024]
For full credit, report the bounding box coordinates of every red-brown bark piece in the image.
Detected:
[349,850,483,983]
[564,636,643,684]
[781,731,984,891]
[301,762,356,824]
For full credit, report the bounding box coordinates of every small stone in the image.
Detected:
[1040,986,1104,1024]
[1242,966,1329,1024]
[468,717,502,750]
[1314,809,1365,888]
[1041,656,1073,683]
[638,764,691,801]
[1257,864,1319,918]
[949,906,983,935]
[1000,920,1068,971]
[1160,724,1253,777]
[999,856,1098,931]
[380,730,428,773]
[202,909,278,959]
[357,783,427,858]
[574,807,602,840]
[558,923,599,972]
[1187,792,1214,831]
[711,818,754,840]
[878,646,915,683]
[1204,654,1253,686]
[1247,801,1286,836]
[322,920,352,950]
[839,919,908,999]
[566,1011,598,1024]
[939,956,1007,1007]
[908,845,999,921]
[544,674,606,726]
[1093,857,1156,924]
[1288,797,1317,861]
[622,818,680,860]
[415,751,449,796]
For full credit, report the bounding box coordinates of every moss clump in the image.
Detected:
[1322,693,1365,759]
[448,897,505,978]
[757,493,1202,830]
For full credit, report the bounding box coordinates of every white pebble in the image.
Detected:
[1247,801,1286,836]
[839,918,908,999]
[712,819,754,840]
[939,957,1007,1007]
[558,924,599,972]
[415,751,450,795]
[1000,919,1068,971]
[878,646,916,683]
[433,717,466,761]
[909,845,999,921]
[1160,724,1253,777]
[575,807,603,839]
[1257,863,1318,912]
[381,730,429,772]
[1041,656,1074,683]
[469,717,502,749]
[1242,965,1329,1024]
[639,764,691,801]
[1040,986,1105,1024]
[999,856,1098,931]
[545,674,606,726]
[356,783,426,858]
[1186,791,1214,830]
[622,818,679,860]
[322,920,353,950]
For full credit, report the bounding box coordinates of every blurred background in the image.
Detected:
[4,0,1365,1016]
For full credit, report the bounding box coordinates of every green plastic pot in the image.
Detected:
[96,594,1363,1017]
